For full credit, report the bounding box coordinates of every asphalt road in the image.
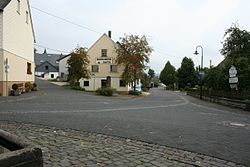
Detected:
[0,79,250,165]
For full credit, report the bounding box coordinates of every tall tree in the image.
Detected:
[220,23,250,91]
[67,47,90,86]
[160,61,176,89]
[148,68,155,81]
[116,34,153,91]
[177,57,196,89]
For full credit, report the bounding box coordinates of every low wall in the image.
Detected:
[0,129,43,167]
[187,91,250,111]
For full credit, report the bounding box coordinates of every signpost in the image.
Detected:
[229,65,238,90]
[4,58,9,96]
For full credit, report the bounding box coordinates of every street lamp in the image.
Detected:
[194,45,203,100]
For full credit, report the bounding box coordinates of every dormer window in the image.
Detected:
[17,0,20,14]
[101,49,107,57]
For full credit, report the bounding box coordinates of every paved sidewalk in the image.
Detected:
[0,122,245,167]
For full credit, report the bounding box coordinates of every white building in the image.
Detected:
[0,0,35,96]
[59,32,130,92]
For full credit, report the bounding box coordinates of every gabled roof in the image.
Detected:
[88,33,118,52]
[35,51,65,67]
[36,61,59,72]
[0,0,11,11]
[57,54,71,61]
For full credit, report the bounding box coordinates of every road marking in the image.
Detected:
[0,99,189,114]
[230,122,246,127]
[200,112,217,116]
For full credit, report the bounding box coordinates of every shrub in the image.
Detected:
[33,83,37,88]
[25,82,33,92]
[12,84,18,91]
[96,87,116,96]
[129,90,141,95]
[32,83,38,91]
[71,86,85,91]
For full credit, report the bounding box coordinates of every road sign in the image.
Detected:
[229,66,237,78]
[229,77,238,84]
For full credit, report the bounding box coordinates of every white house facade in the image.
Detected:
[79,33,129,92]
[59,32,130,92]
[0,0,35,96]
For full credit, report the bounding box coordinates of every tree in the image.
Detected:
[116,34,153,91]
[160,61,176,89]
[220,23,250,91]
[141,73,150,90]
[67,47,90,86]
[203,67,228,90]
[177,57,197,89]
[148,68,155,81]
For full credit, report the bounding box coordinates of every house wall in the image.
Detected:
[0,0,35,96]
[43,72,59,80]
[2,0,34,62]
[59,56,70,80]
[80,77,128,92]
[0,12,3,49]
[82,34,129,91]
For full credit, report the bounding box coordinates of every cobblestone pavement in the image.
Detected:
[0,122,245,167]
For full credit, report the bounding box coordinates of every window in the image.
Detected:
[40,60,44,63]
[101,49,107,57]
[51,74,54,78]
[84,81,89,87]
[92,65,99,72]
[120,80,126,87]
[27,62,32,75]
[26,11,29,24]
[45,65,49,70]
[110,65,118,72]
[101,80,107,88]
[17,0,20,14]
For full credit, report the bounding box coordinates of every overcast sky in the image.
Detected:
[30,0,250,73]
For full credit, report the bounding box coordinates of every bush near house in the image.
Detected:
[96,87,116,96]
[25,82,33,92]
[32,83,38,91]
[70,86,85,91]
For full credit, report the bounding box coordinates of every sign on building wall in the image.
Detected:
[96,57,112,64]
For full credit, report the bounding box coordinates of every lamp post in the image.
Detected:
[194,45,203,100]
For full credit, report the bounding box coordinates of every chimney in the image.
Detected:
[108,31,112,38]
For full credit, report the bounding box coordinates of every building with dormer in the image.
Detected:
[59,32,130,92]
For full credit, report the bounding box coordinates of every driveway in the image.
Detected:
[0,79,250,165]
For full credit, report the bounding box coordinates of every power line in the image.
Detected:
[35,44,70,54]
[31,6,102,35]
[31,6,184,61]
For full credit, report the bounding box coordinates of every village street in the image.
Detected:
[0,79,250,166]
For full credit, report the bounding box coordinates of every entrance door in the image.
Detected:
[106,76,111,87]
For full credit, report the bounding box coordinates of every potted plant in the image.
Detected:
[11,84,20,96]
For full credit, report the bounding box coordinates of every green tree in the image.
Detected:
[203,67,228,90]
[220,23,250,91]
[177,57,197,89]
[148,68,155,81]
[160,61,176,89]
[67,47,90,86]
[141,73,150,91]
[116,34,153,91]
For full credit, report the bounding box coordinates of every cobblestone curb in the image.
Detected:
[0,122,245,167]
